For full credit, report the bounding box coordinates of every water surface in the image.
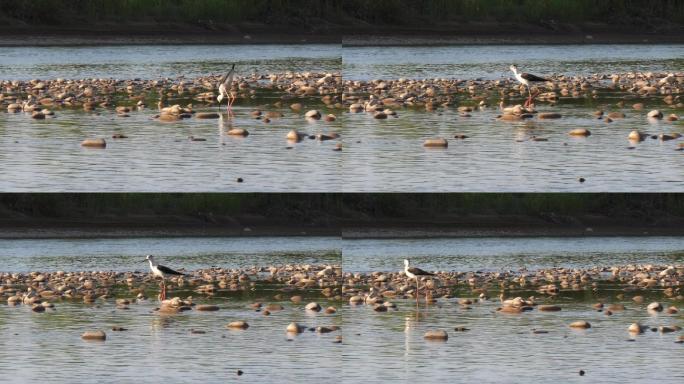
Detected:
[343,44,684,80]
[0,236,341,272]
[343,236,684,273]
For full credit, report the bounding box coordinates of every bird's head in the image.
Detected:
[145,255,154,262]
[510,64,518,73]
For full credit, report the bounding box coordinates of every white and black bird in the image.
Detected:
[217,64,236,115]
[404,259,435,303]
[145,255,184,301]
[510,65,549,107]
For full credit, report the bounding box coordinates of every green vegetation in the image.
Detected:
[0,0,342,26]
[0,0,681,27]
[342,0,684,24]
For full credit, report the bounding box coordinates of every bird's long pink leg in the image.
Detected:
[416,280,419,304]
[228,94,236,117]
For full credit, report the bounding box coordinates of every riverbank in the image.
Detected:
[1,21,683,46]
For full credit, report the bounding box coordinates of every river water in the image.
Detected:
[1,44,682,191]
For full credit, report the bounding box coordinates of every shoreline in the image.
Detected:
[1,22,683,46]
[1,222,682,239]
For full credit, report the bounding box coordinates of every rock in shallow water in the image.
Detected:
[423,138,448,148]
[569,321,591,329]
[196,304,220,312]
[424,330,448,340]
[227,321,249,330]
[81,138,106,148]
[81,330,106,340]
[568,128,591,137]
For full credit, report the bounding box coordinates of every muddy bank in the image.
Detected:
[1,21,683,46]
[1,214,683,239]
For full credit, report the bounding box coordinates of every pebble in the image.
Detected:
[286,322,305,334]
[568,128,591,137]
[647,302,663,312]
[196,304,220,311]
[569,321,591,329]
[195,112,220,119]
[538,305,562,312]
[81,138,106,148]
[659,325,681,333]
[423,138,448,148]
[628,323,646,334]
[424,330,448,340]
[647,110,663,119]
[628,131,647,141]
[305,302,321,312]
[227,321,249,330]
[538,112,562,119]
[227,128,249,136]
[81,330,106,340]
[305,110,321,120]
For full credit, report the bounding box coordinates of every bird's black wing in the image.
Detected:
[408,267,435,276]
[157,264,185,276]
[219,64,236,86]
[521,73,549,82]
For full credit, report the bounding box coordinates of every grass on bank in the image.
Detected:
[0,0,682,26]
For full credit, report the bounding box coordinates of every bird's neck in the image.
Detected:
[148,259,157,268]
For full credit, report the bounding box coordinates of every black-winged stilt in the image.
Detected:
[510,65,549,108]
[217,64,236,116]
[404,259,435,303]
[145,255,184,301]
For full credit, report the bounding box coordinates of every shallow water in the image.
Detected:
[343,44,684,81]
[0,235,342,383]
[342,236,684,273]
[341,235,684,383]
[341,294,684,384]
[0,107,344,191]
[0,44,340,80]
[2,43,683,191]
[0,295,342,384]
[341,101,684,192]
[0,236,341,272]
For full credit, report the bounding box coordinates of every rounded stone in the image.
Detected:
[196,304,220,312]
[305,302,321,312]
[196,112,220,119]
[628,323,645,334]
[538,112,562,119]
[538,305,562,312]
[227,128,249,136]
[81,138,106,148]
[569,321,591,329]
[286,322,304,333]
[305,110,321,120]
[647,302,663,312]
[424,330,448,340]
[647,110,663,119]
[265,304,284,311]
[423,138,448,148]
[568,128,591,137]
[81,330,106,340]
[227,321,249,330]
[628,131,646,141]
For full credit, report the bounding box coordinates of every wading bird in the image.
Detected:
[404,259,435,303]
[145,255,184,301]
[510,65,549,108]
[217,63,237,115]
